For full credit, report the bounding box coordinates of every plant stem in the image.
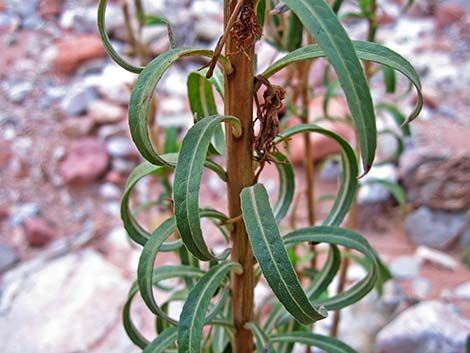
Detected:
[224,1,256,352]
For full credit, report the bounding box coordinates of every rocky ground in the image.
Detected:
[0,0,469,353]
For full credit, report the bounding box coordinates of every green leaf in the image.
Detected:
[143,15,175,49]
[123,266,204,348]
[332,0,344,13]
[241,184,328,325]
[272,152,295,223]
[283,226,379,311]
[262,39,423,134]
[138,210,229,323]
[364,178,407,212]
[282,0,376,173]
[245,322,275,353]
[270,332,359,353]
[276,124,358,226]
[129,48,232,167]
[98,0,144,73]
[142,327,178,353]
[164,126,179,154]
[211,301,232,353]
[173,115,240,261]
[187,70,225,155]
[377,102,411,136]
[121,159,226,246]
[178,262,242,353]
[382,65,397,93]
[257,0,267,30]
[283,13,303,51]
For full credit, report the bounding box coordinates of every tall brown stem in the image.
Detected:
[224,1,256,352]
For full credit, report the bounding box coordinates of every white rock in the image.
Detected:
[60,84,98,116]
[99,183,122,200]
[415,246,459,271]
[0,250,129,353]
[389,256,420,280]
[7,81,33,103]
[454,282,470,300]
[377,301,470,353]
[358,163,398,204]
[87,64,134,104]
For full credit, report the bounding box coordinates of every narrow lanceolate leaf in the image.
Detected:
[382,65,397,93]
[142,327,178,353]
[282,0,376,173]
[138,209,228,324]
[262,39,423,132]
[98,0,143,74]
[241,184,328,325]
[283,226,379,311]
[121,157,180,247]
[178,262,242,353]
[275,124,358,226]
[123,266,204,348]
[211,301,232,353]
[187,70,225,155]
[377,102,411,136]
[129,48,232,167]
[246,322,275,353]
[121,158,227,246]
[272,152,295,223]
[173,115,241,261]
[270,332,359,353]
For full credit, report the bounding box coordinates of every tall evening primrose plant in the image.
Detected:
[98,0,423,352]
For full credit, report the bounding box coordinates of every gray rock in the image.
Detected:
[389,256,420,280]
[405,207,470,249]
[10,203,40,225]
[7,81,33,103]
[377,301,470,353]
[0,244,18,273]
[60,84,97,117]
[358,164,398,204]
[0,250,129,353]
[60,4,122,34]
[106,136,138,159]
[5,0,39,19]
[411,277,432,299]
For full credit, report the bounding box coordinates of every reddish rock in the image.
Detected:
[23,217,57,247]
[61,117,95,137]
[39,0,62,19]
[88,100,124,125]
[104,170,124,185]
[434,4,465,30]
[376,12,395,26]
[59,138,110,185]
[0,206,9,221]
[281,95,355,165]
[54,35,105,75]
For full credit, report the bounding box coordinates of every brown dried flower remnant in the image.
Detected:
[230,2,262,56]
[254,75,286,179]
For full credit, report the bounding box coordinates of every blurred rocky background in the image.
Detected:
[0,0,469,352]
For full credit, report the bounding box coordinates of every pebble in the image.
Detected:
[88,100,123,125]
[60,4,123,34]
[10,203,40,225]
[358,164,398,204]
[7,81,33,103]
[88,64,135,105]
[405,207,469,249]
[59,138,110,185]
[22,217,57,247]
[454,282,470,300]
[389,256,420,280]
[99,183,121,200]
[411,277,432,299]
[377,301,470,353]
[61,117,95,137]
[106,136,138,159]
[0,244,19,272]
[60,84,97,117]
[53,34,105,75]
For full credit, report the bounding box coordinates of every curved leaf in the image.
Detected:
[377,102,411,136]
[187,70,225,155]
[123,266,204,348]
[262,40,422,126]
[121,158,226,246]
[282,0,376,173]
[272,152,295,223]
[241,184,328,325]
[97,0,144,74]
[283,226,379,311]
[142,327,178,353]
[138,210,229,324]
[270,332,358,353]
[245,322,275,353]
[173,115,241,261]
[276,124,358,226]
[129,48,232,167]
[363,178,407,211]
[178,262,242,353]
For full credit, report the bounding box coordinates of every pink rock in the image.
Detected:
[39,0,62,19]
[60,138,110,185]
[54,35,105,75]
[434,4,465,30]
[23,217,57,247]
[282,95,355,165]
